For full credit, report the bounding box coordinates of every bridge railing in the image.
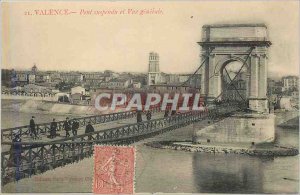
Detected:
[1,111,133,142]
[1,106,164,142]
[1,104,242,185]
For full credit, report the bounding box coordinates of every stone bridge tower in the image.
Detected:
[198,24,271,113]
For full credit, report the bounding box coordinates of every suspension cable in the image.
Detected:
[223,67,246,102]
[180,47,214,87]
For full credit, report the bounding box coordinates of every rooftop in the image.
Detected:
[109,77,131,82]
[202,23,267,28]
[151,83,190,87]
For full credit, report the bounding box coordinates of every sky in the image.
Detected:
[2,1,299,77]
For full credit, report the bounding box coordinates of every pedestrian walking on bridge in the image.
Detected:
[12,134,22,181]
[146,110,152,121]
[171,110,176,116]
[50,118,57,139]
[63,117,71,137]
[85,122,95,133]
[29,116,38,140]
[72,119,79,136]
[164,109,169,118]
[85,122,95,140]
[137,110,142,123]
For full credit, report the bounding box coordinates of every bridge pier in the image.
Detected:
[193,113,275,146]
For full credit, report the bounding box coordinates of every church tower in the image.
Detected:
[31,64,38,74]
[148,52,160,85]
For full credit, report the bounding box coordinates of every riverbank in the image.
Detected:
[145,141,299,156]
[1,99,95,115]
[1,99,95,129]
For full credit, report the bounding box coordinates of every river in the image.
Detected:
[135,126,299,193]
[1,111,74,129]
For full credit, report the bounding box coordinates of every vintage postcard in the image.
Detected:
[1,0,299,194]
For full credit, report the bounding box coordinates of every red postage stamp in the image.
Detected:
[93,145,135,194]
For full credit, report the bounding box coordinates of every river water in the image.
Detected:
[136,113,299,194]
[1,110,299,193]
[135,128,299,193]
[136,113,299,193]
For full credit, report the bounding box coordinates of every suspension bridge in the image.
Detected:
[1,23,273,186]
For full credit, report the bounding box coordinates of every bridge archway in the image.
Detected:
[198,24,271,113]
[220,60,249,102]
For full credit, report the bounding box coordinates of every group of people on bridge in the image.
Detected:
[24,108,180,141]
[60,117,80,138]
[9,116,97,171]
[136,110,153,123]
[28,116,95,140]
[136,109,177,123]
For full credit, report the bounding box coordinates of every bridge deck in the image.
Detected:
[1,107,165,142]
[18,112,164,143]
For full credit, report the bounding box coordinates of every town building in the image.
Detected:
[60,72,84,83]
[100,77,133,89]
[28,74,36,84]
[267,78,283,96]
[43,75,51,83]
[35,74,45,83]
[49,72,62,85]
[71,86,86,95]
[15,71,28,86]
[149,83,192,93]
[70,93,84,103]
[132,82,142,89]
[23,84,52,93]
[282,76,299,91]
[83,72,105,87]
